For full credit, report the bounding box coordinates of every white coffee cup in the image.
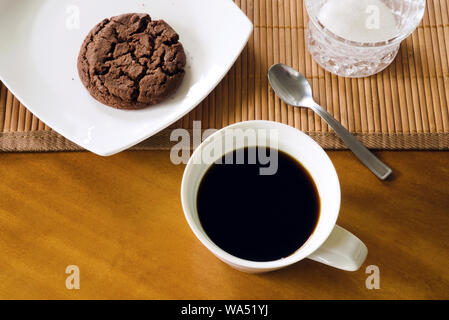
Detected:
[181,120,367,273]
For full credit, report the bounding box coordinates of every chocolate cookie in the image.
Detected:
[77,13,186,110]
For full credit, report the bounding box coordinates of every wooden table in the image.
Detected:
[0,151,448,300]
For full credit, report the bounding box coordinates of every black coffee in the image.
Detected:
[197,147,320,262]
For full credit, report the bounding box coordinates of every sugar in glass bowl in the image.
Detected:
[306,0,426,78]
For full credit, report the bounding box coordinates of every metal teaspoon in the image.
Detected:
[268,63,392,180]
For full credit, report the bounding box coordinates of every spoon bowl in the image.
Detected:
[268,64,313,107]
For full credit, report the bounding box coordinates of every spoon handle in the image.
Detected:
[310,102,392,180]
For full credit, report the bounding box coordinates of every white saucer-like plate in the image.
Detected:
[0,0,252,156]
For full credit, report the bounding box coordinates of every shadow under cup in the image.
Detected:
[181,121,341,273]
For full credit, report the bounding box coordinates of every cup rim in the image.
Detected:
[305,0,427,48]
[181,120,341,270]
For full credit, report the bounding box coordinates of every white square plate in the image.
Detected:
[0,0,252,155]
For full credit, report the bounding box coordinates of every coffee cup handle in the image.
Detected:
[307,225,368,271]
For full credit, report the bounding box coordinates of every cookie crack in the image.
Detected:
[84,19,113,80]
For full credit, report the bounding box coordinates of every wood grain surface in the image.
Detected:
[0,151,448,300]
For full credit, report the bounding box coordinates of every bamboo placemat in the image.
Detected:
[1,0,448,152]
